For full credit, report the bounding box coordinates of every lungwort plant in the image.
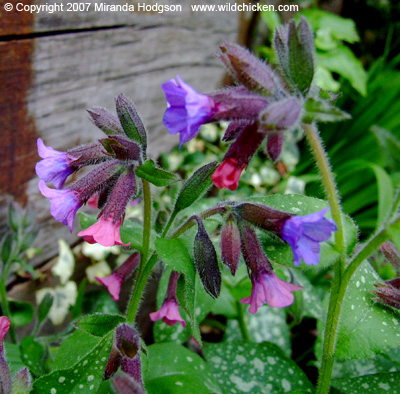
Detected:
[1,17,400,394]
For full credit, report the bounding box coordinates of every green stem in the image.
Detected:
[126,253,159,323]
[303,123,346,258]
[236,301,251,342]
[0,276,16,343]
[161,211,178,238]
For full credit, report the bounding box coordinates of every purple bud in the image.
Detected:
[0,354,12,394]
[281,208,337,266]
[115,324,142,384]
[223,122,265,168]
[373,279,400,309]
[162,75,218,146]
[210,86,270,121]
[259,97,303,132]
[221,215,241,276]
[99,136,141,162]
[12,368,31,392]
[238,221,272,274]
[222,120,250,142]
[103,345,122,380]
[87,107,124,136]
[101,169,137,223]
[234,202,292,234]
[266,133,284,162]
[218,42,285,96]
[379,242,400,273]
[112,372,145,394]
[67,142,109,168]
[193,217,221,298]
[0,317,11,350]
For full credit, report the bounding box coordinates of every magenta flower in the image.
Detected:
[96,253,139,300]
[78,214,130,247]
[241,271,303,314]
[39,181,82,232]
[149,298,186,327]
[212,158,245,191]
[149,272,186,327]
[162,75,217,146]
[0,316,10,349]
[281,208,337,266]
[36,138,77,189]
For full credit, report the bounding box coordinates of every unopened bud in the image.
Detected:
[112,372,145,394]
[12,367,32,392]
[266,133,284,162]
[193,217,221,298]
[373,279,400,309]
[221,215,241,276]
[87,107,124,136]
[379,242,400,273]
[99,136,141,162]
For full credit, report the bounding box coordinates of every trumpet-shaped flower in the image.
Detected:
[212,158,245,191]
[281,208,337,266]
[241,271,303,313]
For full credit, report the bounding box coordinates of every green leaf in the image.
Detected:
[155,237,201,343]
[82,291,120,315]
[19,336,46,377]
[74,313,125,337]
[332,372,400,393]
[52,330,101,371]
[9,300,34,327]
[174,162,218,213]
[335,261,400,359]
[37,293,54,324]
[301,9,359,43]
[71,279,86,320]
[136,159,180,187]
[3,343,25,374]
[224,307,291,356]
[317,45,367,96]
[1,233,13,264]
[32,332,113,394]
[204,341,314,394]
[145,343,222,394]
[303,97,351,123]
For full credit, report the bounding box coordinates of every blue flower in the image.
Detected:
[281,208,337,266]
[36,139,76,189]
[162,75,216,146]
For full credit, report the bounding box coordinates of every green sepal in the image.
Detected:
[136,159,180,187]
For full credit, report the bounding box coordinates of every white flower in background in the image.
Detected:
[86,261,112,284]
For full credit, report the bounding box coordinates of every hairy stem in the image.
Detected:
[236,301,251,342]
[0,276,16,343]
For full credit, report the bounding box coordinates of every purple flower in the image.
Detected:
[241,271,303,313]
[162,75,216,146]
[281,208,338,266]
[0,316,10,350]
[36,138,77,189]
[39,181,82,232]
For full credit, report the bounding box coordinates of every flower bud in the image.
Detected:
[193,217,221,298]
[218,42,284,96]
[87,107,124,136]
[266,133,284,162]
[112,372,146,394]
[379,242,400,274]
[221,215,241,275]
[222,120,250,142]
[12,368,32,393]
[373,279,400,309]
[100,136,141,162]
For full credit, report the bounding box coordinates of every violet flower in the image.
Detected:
[36,138,77,189]
[0,316,10,350]
[281,208,337,266]
[162,75,217,146]
[95,253,140,300]
[39,181,82,232]
[241,271,303,313]
[212,158,245,191]
[149,272,186,327]
[78,214,130,247]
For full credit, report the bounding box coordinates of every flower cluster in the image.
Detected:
[36,95,147,247]
[192,203,336,313]
[162,20,315,190]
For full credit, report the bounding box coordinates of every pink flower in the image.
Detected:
[0,316,11,351]
[241,271,303,314]
[212,158,245,191]
[96,253,139,300]
[78,215,130,247]
[87,193,99,209]
[149,299,186,327]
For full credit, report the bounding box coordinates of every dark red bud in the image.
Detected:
[100,136,141,162]
[103,345,122,380]
[222,120,250,143]
[221,215,241,276]
[379,242,400,273]
[68,142,109,168]
[373,279,400,309]
[112,372,146,394]
[266,133,284,162]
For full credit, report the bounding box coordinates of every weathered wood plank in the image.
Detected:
[0,1,240,265]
